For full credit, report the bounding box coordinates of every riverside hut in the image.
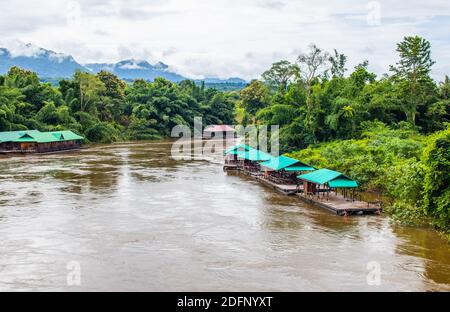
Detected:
[260,155,315,185]
[0,130,84,154]
[223,144,253,169]
[298,169,359,200]
[235,149,273,174]
[297,169,382,215]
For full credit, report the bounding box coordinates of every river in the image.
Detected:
[0,141,449,291]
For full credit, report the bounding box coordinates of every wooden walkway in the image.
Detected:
[297,193,382,216]
[224,165,382,216]
[255,176,300,195]
[225,166,301,195]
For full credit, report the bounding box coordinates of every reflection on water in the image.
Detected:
[0,141,449,291]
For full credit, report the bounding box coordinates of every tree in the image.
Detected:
[74,71,105,113]
[0,85,25,131]
[390,36,436,125]
[439,75,450,99]
[422,127,450,231]
[297,44,330,141]
[5,66,40,88]
[329,49,348,78]
[97,71,126,99]
[262,60,299,93]
[297,44,330,91]
[239,80,269,116]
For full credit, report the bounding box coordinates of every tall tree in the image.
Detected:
[328,49,348,78]
[240,80,269,117]
[262,60,299,93]
[390,36,436,125]
[97,71,126,99]
[74,71,105,113]
[297,44,330,141]
[439,75,450,99]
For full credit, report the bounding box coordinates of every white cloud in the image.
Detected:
[118,60,144,69]
[0,0,449,80]
[0,40,45,58]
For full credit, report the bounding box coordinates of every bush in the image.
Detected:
[85,122,121,143]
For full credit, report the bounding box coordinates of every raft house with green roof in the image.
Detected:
[260,155,316,185]
[297,169,382,216]
[0,130,84,154]
[224,145,315,195]
[223,144,382,215]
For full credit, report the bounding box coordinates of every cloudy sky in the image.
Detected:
[1,0,449,80]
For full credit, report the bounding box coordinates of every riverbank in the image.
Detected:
[288,125,450,238]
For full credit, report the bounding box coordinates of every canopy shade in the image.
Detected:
[328,179,359,188]
[285,166,316,172]
[236,149,273,162]
[260,155,315,172]
[298,168,359,188]
[224,144,253,155]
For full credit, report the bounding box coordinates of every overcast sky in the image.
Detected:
[1,0,449,80]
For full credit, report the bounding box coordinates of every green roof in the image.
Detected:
[51,131,84,141]
[285,166,316,172]
[260,155,315,172]
[235,149,273,162]
[224,144,253,155]
[0,130,84,144]
[328,178,359,188]
[298,168,359,188]
[0,130,40,143]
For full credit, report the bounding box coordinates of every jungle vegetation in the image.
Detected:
[0,35,448,234]
[0,69,236,142]
[237,36,449,234]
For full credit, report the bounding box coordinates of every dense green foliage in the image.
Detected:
[289,123,450,233]
[240,36,449,233]
[242,36,449,151]
[0,68,236,143]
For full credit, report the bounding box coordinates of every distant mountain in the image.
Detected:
[0,44,86,78]
[85,59,186,82]
[0,43,247,85]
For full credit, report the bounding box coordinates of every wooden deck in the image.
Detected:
[224,165,382,216]
[255,176,301,195]
[225,166,303,195]
[297,192,382,216]
[0,146,81,155]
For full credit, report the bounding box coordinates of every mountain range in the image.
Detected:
[0,44,246,84]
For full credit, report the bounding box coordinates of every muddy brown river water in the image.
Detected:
[0,141,449,291]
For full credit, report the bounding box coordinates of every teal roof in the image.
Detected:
[298,169,359,188]
[0,130,40,143]
[224,144,253,155]
[51,131,84,141]
[236,149,273,162]
[328,178,359,188]
[0,130,84,144]
[285,166,316,172]
[260,155,315,172]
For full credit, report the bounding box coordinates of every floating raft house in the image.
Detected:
[0,130,84,154]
